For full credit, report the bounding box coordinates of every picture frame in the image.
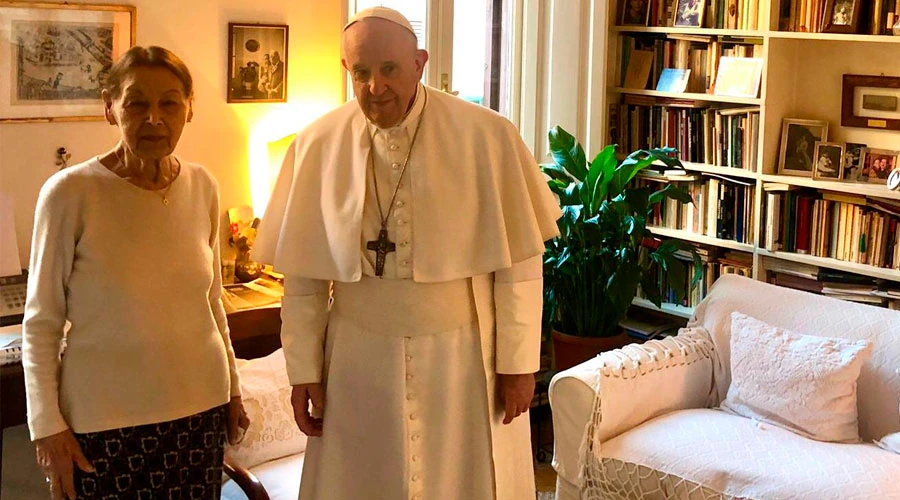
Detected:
[841,74,900,131]
[0,2,136,123]
[812,142,844,181]
[842,142,867,182]
[620,0,650,26]
[777,118,829,177]
[673,0,705,28]
[859,148,899,185]
[822,0,862,34]
[227,23,288,103]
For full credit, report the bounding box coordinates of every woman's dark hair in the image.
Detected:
[104,45,193,99]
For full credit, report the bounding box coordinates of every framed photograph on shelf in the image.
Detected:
[812,142,844,181]
[860,148,899,185]
[777,119,829,177]
[843,142,867,181]
[841,74,900,131]
[0,2,136,123]
[673,0,705,27]
[822,0,862,33]
[620,0,651,26]
[227,23,288,103]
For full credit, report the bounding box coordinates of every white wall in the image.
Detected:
[0,0,344,267]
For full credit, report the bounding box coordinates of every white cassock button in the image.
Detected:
[397,219,408,226]
[390,144,399,151]
[392,162,401,170]
[395,200,405,207]
[399,241,409,248]
[412,455,419,462]
[413,495,422,500]
[401,260,410,267]
[412,474,420,481]
[406,355,413,361]
[411,433,420,441]
[409,414,418,421]
[406,374,414,380]
[407,393,415,401]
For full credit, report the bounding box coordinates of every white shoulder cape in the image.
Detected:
[254,87,560,282]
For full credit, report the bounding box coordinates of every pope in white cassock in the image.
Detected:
[253,7,561,500]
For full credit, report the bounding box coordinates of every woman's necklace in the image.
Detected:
[365,88,428,277]
[113,149,181,206]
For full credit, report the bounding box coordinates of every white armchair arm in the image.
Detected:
[548,328,717,486]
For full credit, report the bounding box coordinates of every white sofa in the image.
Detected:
[549,274,900,500]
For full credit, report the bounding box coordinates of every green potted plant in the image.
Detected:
[542,126,699,370]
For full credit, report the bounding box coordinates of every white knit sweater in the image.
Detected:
[23,157,240,440]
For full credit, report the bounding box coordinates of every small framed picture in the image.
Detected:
[620,0,651,26]
[842,142,867,181]
[673,0,705,27]
[812,142,844,181]
[860,148,899,185]
[227,23,288,103]
[777,119,829,177]
[822,0,862,34]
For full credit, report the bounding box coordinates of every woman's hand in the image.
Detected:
[226,396,251,445]
[34,429,94,500]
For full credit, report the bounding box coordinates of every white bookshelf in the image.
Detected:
[601,1,900,316]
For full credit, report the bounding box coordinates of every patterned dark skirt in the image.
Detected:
[73,405,227,500]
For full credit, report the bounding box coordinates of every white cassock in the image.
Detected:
[254,84,560,500]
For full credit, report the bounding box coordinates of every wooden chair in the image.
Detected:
[223,306,283,500]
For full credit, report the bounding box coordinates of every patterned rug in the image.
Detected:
[538,492,555,500]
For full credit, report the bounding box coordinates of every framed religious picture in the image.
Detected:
[227,23,288,103]
[841,74,900,131]
[777,119,829,177]
[620,0,651,26]
[822,0,862,33]
[673,0,705,27]
[0,2,136,123]
[842,142,867,182]
[812,142,844,181]
[859,148,899,185]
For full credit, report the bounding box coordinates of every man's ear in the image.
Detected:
[187,100,194,123]
[415,49,429,76]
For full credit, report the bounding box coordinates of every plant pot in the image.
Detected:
[551,329,630,372]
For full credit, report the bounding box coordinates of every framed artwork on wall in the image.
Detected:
[0,2,136,123]
[841,74,900,132]
[777,118,829,177]
[227,23,288,103]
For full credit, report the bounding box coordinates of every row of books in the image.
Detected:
[637,175,757,244]
[611,96,760,171]
[776,0,900,34]
[620,34,763,94]
[767,261,900,310]
[639,246,753,308]
[764,187,900,270]
[628,0,764,30]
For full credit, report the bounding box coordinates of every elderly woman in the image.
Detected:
[23,46,248,500]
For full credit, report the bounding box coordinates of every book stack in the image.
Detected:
[643,0,764,29]
[637,174,757,244]
[613,97,760,170]
[619,35,763,94]
[767,264,900,309]
[764,187,900,270]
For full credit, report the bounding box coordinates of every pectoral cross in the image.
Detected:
[366,228,395,277]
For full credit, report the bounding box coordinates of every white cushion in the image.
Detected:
[226,349,308,469]
[689,275,900,442]
[722,312,871,443]
[601,408,900,500]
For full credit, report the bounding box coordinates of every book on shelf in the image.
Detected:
[712,56,764,98]
[637,174,756,245]
[612,96,759,171]
[656,68,691,92]
[623,49,655,89]
[631,0,764,29]
[767,267,900,309]
[763,188,900,270]
[618,34,762,95]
